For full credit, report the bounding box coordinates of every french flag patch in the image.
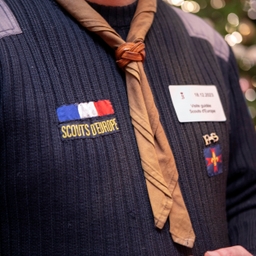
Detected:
[57,100,114,122]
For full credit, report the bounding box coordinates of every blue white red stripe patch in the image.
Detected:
[204,144,223,177]
[57,100,114,122]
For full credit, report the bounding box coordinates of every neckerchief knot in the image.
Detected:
[115,42,145,69]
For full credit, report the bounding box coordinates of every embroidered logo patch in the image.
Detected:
[57,100,119,140]
[204,144,223,177]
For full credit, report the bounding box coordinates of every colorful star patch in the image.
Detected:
[204,144,223,177]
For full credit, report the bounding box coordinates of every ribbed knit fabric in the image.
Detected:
[0,0,256,255]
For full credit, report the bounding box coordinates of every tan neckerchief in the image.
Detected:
[55,0,196,247]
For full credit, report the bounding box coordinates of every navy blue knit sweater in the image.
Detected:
[0,0,256,255]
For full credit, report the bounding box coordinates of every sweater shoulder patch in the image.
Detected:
[0,0,22,39]
[172,7,229,62]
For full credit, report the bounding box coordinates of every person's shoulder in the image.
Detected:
[0,0,22,39]
[170,5,230,62]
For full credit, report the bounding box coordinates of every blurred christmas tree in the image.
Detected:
[166,0,256,127]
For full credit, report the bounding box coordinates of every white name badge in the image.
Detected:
[168,85,226,123]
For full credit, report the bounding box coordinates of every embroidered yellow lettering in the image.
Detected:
[84,124,90,136]
[90,123,97,136]
[112,118,119,131]
[71,125,77,137]
[61,125,68,139]
[66,125,72,137]
[95,122,103,134]
[61,124,90,139]
[106,120,114,132]
[101,121,108,133]
[60,118,119,140]
[89,118,119,136]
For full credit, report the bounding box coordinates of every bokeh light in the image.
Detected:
[239,22,251,36]
[248,8,256,20]
[181,1,200,13]
[210,0,225,9]
[245,88,256,102]
[227,13,239,26]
